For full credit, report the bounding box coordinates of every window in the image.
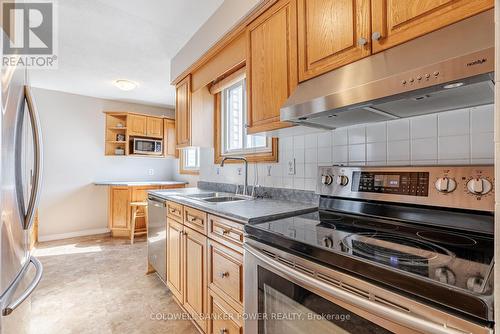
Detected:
[221,79,270,155]
[180,147,199,174]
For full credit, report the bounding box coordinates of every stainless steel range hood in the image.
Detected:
[281,10,494,130]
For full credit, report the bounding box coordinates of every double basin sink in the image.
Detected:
[183,192,252,203]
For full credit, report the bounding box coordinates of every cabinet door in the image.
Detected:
[146,117,163,138]
[183,227,207,332]
[128,114,147,136]
[167,217,184,302]
[371,0,493,53]
[297,0,371,81]
[246,0,297,134]
[109,187,130,229]
[163,119,178,157]
[175,75,191,148]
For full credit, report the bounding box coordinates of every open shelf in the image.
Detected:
[107,141,127,144]
[108,127,127,130]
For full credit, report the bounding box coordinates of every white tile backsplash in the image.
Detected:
[199,104,494,192]
[366,123,386,143]
[410,114,437,139]
[348,126,366,144]
[438,108,469,136]
[387,119,410,141]
[387,140,410,161]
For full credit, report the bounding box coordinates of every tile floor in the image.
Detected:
[30,235,197,334]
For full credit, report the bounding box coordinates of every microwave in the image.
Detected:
[132,138,162,155]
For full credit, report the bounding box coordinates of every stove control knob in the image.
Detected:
[435,267,456,285]
[466,276,484,293]
[336,175,349,187]
[322,237,334,248]
[434,177,456,193]
[321,174,333,185]
[466,177,492,195]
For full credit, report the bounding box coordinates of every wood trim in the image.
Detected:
[209,66,246,95]
[171,0,279,85]
[175,75,192,148]
[213,92,278,164]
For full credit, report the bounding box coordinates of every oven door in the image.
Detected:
[244,241,490,334]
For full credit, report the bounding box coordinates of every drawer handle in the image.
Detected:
[218,271,229,278]
[169,208,180,215]
[221,229,230,235]
[219,329,227,334]
[188,215,202,224]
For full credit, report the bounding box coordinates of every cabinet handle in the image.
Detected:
[188,215,202,224]
[357,37,367,46]
[372,31,382,41]
[218,271,229,278]
[221,229,230,235]
[219,329,227,334]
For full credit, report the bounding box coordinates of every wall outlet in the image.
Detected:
[267,165,272,177]
[237,167,242,175]
[216,167,220,175]
[287,159,296,175]
[148,169,154,176]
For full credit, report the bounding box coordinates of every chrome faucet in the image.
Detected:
[220,156,249,196]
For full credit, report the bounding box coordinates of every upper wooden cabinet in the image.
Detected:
[371,0,493,53]
[163,119,178,157]
[175,75,192,148]
[146,117,163,138]
[128,114,147,137]
[297,0,371,81]
[246,0,298,134]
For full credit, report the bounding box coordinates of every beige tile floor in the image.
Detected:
[30,234,197,334]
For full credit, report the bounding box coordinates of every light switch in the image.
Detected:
[148,169,154,176]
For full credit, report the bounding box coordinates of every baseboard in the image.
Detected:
[38,228,111,242]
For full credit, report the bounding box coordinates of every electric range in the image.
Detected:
[244,166,494,334]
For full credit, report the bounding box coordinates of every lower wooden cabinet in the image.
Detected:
[166,217,184,302]
[208,289,243,334]
[183,227,208,332]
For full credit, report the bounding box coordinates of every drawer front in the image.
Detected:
[184,206,208,235]
[167,201,183,221]
[208,215,244,252]
[209,289,242,334]
[209,240,243,310]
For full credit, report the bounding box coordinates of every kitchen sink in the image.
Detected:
[202,196,247,203]
[185,192,216,198]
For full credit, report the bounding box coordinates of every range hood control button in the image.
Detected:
[434,177,456,193]
[466,177,492,195]
[321,174,333,185]
[336,175,349,186]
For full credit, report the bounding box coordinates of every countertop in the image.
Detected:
[148,187,318,224]
[94,181,188,186]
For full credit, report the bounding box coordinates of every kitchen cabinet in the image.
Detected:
[167,216,184,302]
[246,0,297,134]
[128,114,147,136]
[297,0,371,81]
[208,289,243,334]
[175,75,192,148]
[163,119,178,157]
[146,117,163,138]
[371,0,493,53]
[106,184,185,237]
[104,112,174,156]
[183,227,208,332]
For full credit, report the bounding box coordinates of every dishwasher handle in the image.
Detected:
[147,196,166,207]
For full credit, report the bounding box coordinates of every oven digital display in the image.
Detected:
[352,171,429,196]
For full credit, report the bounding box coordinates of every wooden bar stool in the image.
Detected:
[129,201,148,244]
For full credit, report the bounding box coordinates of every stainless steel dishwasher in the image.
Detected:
[147,194,167,283]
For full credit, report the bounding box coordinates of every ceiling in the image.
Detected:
[29,0,224,108]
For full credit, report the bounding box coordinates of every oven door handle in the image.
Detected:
[245,244,472,334]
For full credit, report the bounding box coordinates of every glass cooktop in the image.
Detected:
[246,210,494,295]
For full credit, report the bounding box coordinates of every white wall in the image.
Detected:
[198,105,495,191]
[170,0,261,80]
[33,88,178,241]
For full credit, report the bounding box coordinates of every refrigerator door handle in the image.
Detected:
[22,85,43,230]
[2,256,43,316]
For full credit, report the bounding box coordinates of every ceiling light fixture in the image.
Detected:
[114,79,138,91]
[443,82,464,89]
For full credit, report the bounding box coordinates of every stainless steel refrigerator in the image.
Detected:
[0,55,44,332]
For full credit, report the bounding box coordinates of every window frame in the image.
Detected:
[214,88,278,165]
[179,147,200,175]
[220,79,272,156]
